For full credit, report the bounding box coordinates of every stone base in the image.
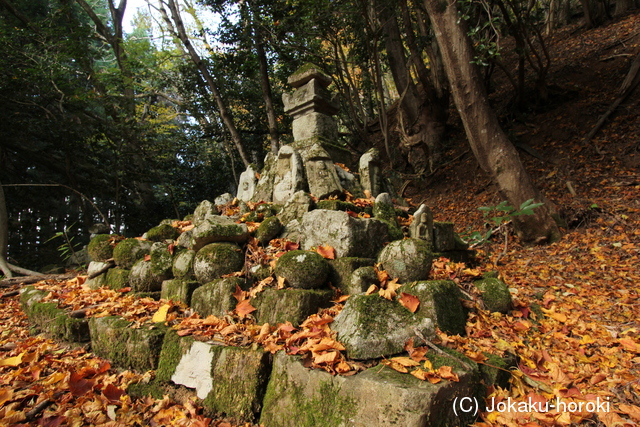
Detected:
[252,288,333,326]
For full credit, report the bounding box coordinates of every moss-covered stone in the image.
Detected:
[172,249,196,280]
[399,280,467,335]
[372,200,396,223]
[193,243,244,284]
[126,381,166,400]
[104,267,130,290]
[479,352,514,389]
[202,346,272,422]
[89,316,167,371]
[252,288,334,326]
[350,266,379,294]
[379,219,404,241]
[85,261,110,289]
[20,287,90,343]
[156,328,195,382]
[191,277,249,318]
[161,279,200,305]
[146,224,180,242]
[377,238,433,283]
[113,238,152,269]
[87,234,116,262]
[150,242,174,277]
[275,250,329,289]
[433,222,456,251]
[129,258,166,292]
[331,293,435,360]
[327,257,375,294]
[248,264,272,283]
[474,278,513,313]
[255,216,282,245]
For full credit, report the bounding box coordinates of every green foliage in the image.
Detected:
[44,223,83,262]
[464,199,544,246]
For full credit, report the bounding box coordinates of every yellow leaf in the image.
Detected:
[391,356,420,367]
[0,352,25,367]
[365,284,378,295]
[152,303,171,323]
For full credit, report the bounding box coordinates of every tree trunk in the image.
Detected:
[249,0,279,155]
[423,0,560,243]
[165,0,251,168]
[580,0,609,28]
[0,182,12,278]
[382,10,448,172]
[614,0,633,15]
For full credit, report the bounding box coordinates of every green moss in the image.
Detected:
[87,234,116,262]
[380,219,404,241]
[147,224,180,242]
[89,317,168,371]
[291,62,326,78]
[126,381,167,400]
[104,268,130,290]
[373,201,396,223]
[350,294,414,339]
[161,279,200,305]
[23,299,90,343]
[202,347,272,422]
[150,243,174,277]
[402,280,466,335]
[426,346,477,373]
[261,359,356,427]
[327,257,375,293]
[194,243,244,283]
[113,238,151,269]
[474,278,513,313]
[156,328,194,382]
[480,352,513,389]
[274,250,329,289]
[255,216,282,245]
[253,288,333,326]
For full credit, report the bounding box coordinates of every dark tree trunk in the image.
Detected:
[382,9,448,172]
[580,0,609,27]
[249,0,279,155]
[423,0,561,243]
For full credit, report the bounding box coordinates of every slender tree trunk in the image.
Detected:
[0,182,12,278]
[164,0,251,167]
[423,0,560,243]
[248,0,279,155]
[580,0,609,27]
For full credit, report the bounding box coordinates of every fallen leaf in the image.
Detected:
[316,245,336,260]
[0,352,24,367]
[398,292,420,313]
[151,303,171,323]
[437,365,459,382]
[365,285,378,295]
[236,299,256,318]
[391,356,420,367]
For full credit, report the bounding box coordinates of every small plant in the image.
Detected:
[464,199,544,248]
[45,222,83,262]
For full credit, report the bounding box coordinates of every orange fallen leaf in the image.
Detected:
[382,359,409,373]
[399,292,420,313]
[0,388,13,406]
[619,337,640,352]
[365,284,378,295]
[316,245,336,260]
[390,356,420,367]
[236,299,256,318]
[277,276,286,289]
[437,365,460,382]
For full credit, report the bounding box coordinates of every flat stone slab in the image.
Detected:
[252,288,334,327]
[260,351,480,427]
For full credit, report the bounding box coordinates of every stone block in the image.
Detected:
[190,277,248,318]
[252,288,334,327]
[327,257,375,294]
[161,279,200,305]
[260,351,480,427]
[89,316,167,371]
[434,222,456,252]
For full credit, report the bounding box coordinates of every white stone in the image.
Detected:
[171,341,215,399]
[236,166,257,202]
[272,145,306,204]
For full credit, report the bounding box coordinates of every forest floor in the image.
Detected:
[1,10,640,427]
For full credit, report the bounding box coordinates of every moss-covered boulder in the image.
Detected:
[316,200,361,213]
[255,216,282,245]
[193,200,218,226]
[20,286,89,343]
[474,278,513,313]
[327,257,375,294]
[157,330,272,422]
[377,238,433,283]
[146,224,180,242]
[372,194,396,223]
[275,250,329,289]
[172,249,196,280]
[252,288,334,326]
[150,242,174,277]
[399,280,467,335]
[331,294,435,360]
[113,238,152,269]
[104,267,130,290]
[193,243,244,284]
[260,351,480,427]
[87,234,116,262]
[129,259,167,292]
[350,266,379,294]
[89,316,167,371]
[190,277,249,318]
[161,279,200,305]
[277,191,314,226]
[181,216,250,251]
